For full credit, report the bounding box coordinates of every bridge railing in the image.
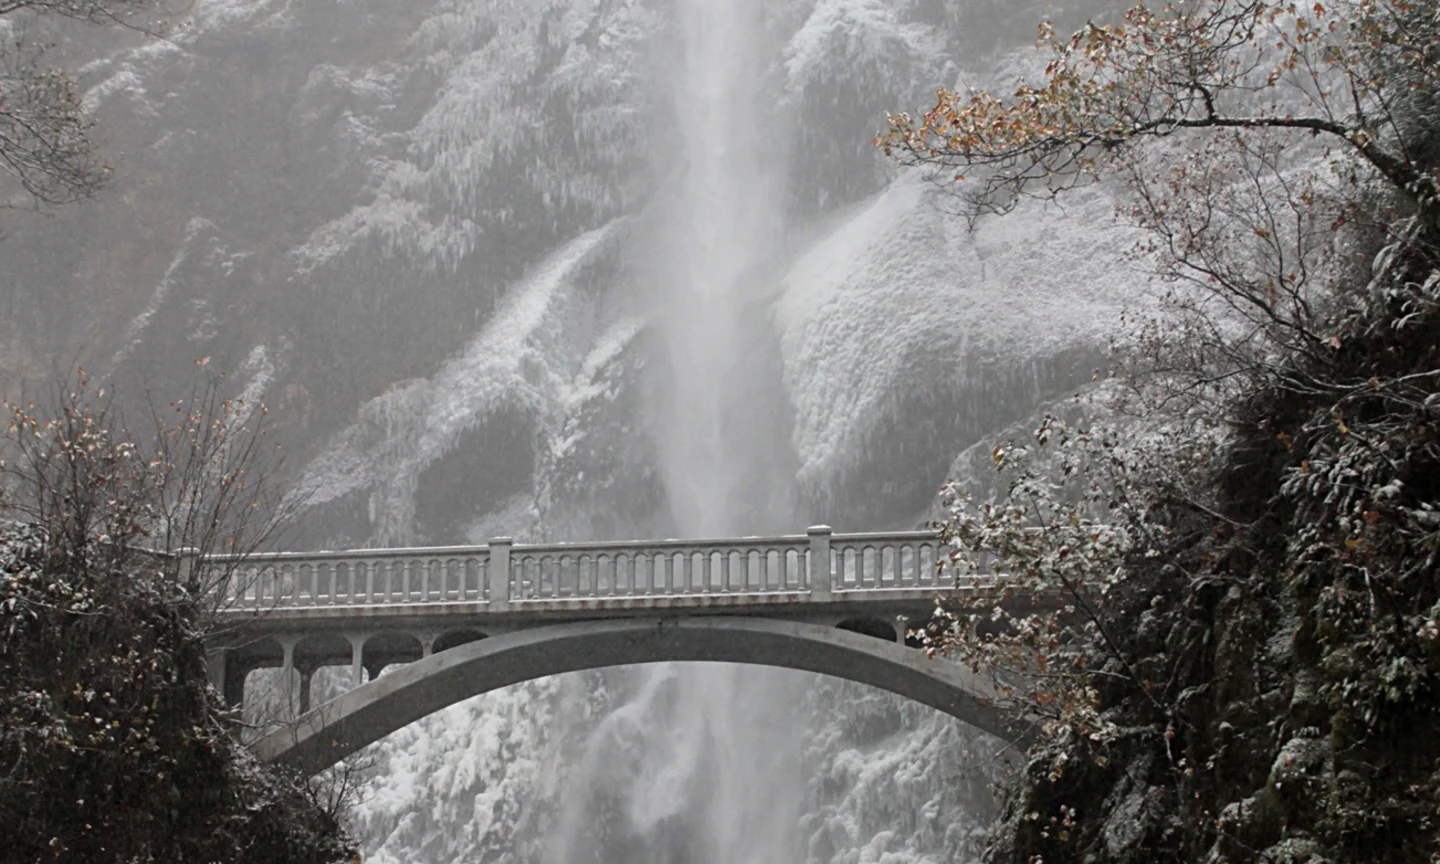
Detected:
[202,527,987,612]
[206,546,492,611]
[508,535,810,601]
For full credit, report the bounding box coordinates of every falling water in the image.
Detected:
[544,1,808,861]
[653,0,785,538]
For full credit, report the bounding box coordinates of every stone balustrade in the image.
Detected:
[202,526,990,617]
[201,526,1016,723]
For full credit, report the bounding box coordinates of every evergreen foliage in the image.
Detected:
[884,1,1440,860]
[0,380,355,863]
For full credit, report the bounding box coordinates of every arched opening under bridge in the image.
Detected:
[252,616,1031,775]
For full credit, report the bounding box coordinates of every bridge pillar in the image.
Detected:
[222,659,248,713]
[807,525,832,601]
[420,633,435,658]
[278,635,298,719]
[487,538,511,612]
[896,615,909,645]
[346,633,365,688]
[205,646,227,696]
[298,664,315,715]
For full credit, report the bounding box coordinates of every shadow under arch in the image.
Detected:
[253,617,1032,775]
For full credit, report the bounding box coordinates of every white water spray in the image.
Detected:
[655,0,785,537]
[544,1,806,861]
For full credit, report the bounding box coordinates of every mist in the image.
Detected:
[2,1,1132,861]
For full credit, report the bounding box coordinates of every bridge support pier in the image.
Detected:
[205,647,227,696]
[222,657,247,711]
[278,636,298,719]
[298,665,315,716]
[347,634,365,688]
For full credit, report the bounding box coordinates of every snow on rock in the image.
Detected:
[354,671,615,864]
[801,678,1009,864]
[291,218,634,545]
[783,0,947,97]
[290,0,660,278]
[776,171,1149,496]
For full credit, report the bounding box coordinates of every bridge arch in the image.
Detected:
[253,616,1029,775]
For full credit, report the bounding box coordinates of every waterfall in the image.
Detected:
[653,0,785,538]
[544,1,808,861]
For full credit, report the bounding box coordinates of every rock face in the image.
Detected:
[4,1,1145,861]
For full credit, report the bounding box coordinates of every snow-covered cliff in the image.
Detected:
[3,1,1140,861]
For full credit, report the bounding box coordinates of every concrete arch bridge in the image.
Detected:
[203,526,1029,776]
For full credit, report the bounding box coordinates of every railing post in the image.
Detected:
[807,525,832,601]
[488,538,511,612]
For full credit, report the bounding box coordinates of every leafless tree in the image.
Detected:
[0,0,172,207]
